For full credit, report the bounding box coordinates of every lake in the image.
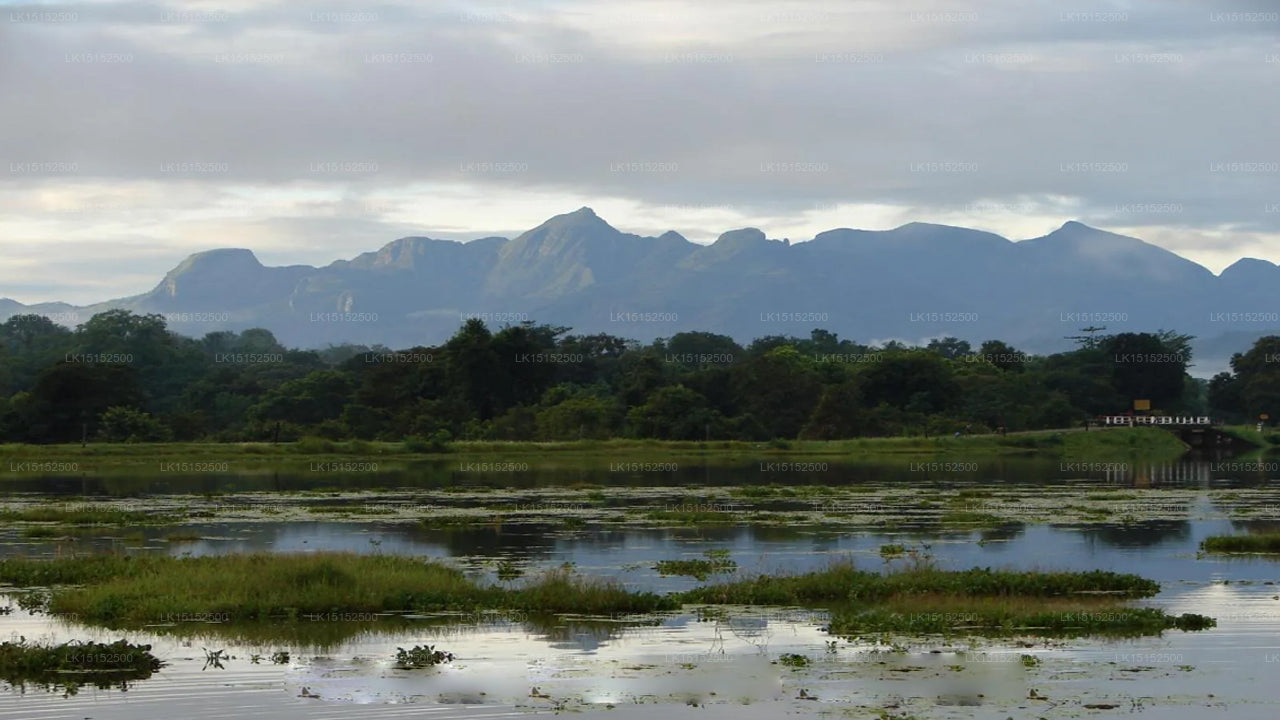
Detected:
[1,454,1278,718]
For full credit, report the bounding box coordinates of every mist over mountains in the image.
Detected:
[3,207,1277,375]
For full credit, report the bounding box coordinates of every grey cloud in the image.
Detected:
[1,0,1278,303]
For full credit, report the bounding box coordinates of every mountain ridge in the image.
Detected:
[2,208,1277,375]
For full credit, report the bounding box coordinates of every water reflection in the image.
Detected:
[1077,520,1192,548]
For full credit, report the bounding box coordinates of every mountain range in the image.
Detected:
[4,207,1278,376]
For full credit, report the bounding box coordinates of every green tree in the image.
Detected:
[247,370,356,428]
[97,406,172,442]
[860,351,959,414]
[731,346,823,439]
[977,339,1026,372]
[1227,336,1280,421]
[926,336,972,360]
[628,385,722,440]
[1101,332,1188,410]
[21,362,145,442]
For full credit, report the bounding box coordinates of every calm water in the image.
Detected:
[1,455,1278,718]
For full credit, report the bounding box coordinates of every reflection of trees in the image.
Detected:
[977,524,1026,543]
[413,524,557,560]
[899,523,1027,543]
[1228,519,1280,534]
[524,616,664,652]
[1078,520,1190,548]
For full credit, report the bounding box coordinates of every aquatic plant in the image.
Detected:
[394,644,454,668]
[0,638,164,695]
[1201,534,1280,553]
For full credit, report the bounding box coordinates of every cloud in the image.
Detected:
[2,0,1279,302]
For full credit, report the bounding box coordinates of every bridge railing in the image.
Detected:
[1098,416,1212,426]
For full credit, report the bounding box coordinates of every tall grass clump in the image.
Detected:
[0,553,674,625]
[1202,534,1280,554]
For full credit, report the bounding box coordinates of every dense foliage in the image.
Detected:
[0,311,1225,443]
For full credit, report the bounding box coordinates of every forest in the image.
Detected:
[0,309,1273,444]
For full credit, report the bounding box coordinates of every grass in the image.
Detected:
[680,561,1209,638]
[644,509,736,525]
[826,596,1215,637]
[654,552,738,580]
[1058,428,1189,458]
[1201,534,1280,554]
[0,427,1191,468]
[939,510,1006,527]
[1218,425,1277,448]
[679,563,1160,605]
[0,551,1212,641]
[879,544,907,558]
[0,506,170,526]
[0,639,164,695]
[0,553,677,626]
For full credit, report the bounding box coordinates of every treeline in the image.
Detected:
[0,309,1265,445]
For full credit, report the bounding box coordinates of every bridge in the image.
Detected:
[1096,415,1245,448]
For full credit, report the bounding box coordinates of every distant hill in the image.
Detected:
[3,207,1277,375]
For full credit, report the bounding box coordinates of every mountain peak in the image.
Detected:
[167,248,262,278]
[519,207,619,239]
[1220,257,1280,280]
[712,228,768,246]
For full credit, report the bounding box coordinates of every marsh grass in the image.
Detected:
[0,507,169,526]
[654,555,738,580]
[644,509,735,525]
[679,561,1206,637]
[305,505,397,515]
[827,596,1214,637]
[1201,534,1280,554]
[939,510,1006,527]
[0,553,676,626]
[679,562,1160,606]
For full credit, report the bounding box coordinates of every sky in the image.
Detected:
[1,0,1278,304]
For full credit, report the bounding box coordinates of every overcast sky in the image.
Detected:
[2,0,1278,304]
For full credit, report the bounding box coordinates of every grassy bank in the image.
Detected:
[1201,533,1280,554]
[0,427,1188,468]
[1218,425,1279,449]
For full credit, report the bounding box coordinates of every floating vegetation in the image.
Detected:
[0,639,164,695]
[655,550,737,579]
[939,510,1006,528]
[0,507,171,526]
[775,653,810,668]
[394,644,454,669]
[879,544,907,558]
